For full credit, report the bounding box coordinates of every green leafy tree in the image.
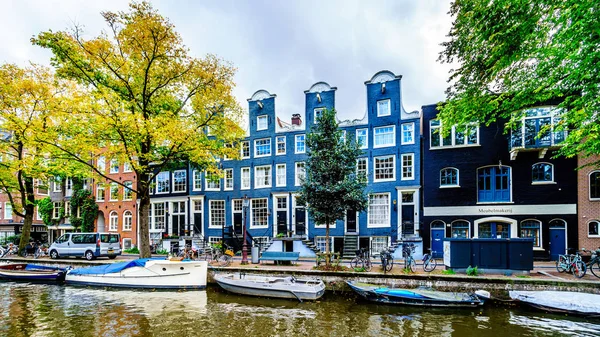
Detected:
[438,0,600,165]
[69,178,98,232]
[297,109,368,265]
[37,197,54,226]
[33,1,244,257]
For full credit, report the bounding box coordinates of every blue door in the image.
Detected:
[431,228,445,258]
[549,227,566,261]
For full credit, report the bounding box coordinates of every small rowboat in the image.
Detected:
[214,273,325,302]
[347,281,489,308]
[0,263,67,282]
[509,291,600,317]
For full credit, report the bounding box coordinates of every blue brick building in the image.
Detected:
[147,70,421,257]
[421,104,578,260]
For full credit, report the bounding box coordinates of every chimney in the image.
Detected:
[291,114,302,126]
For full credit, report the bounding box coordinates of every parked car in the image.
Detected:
[49,233,122,261]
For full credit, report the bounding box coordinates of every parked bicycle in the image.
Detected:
[34,243,49,259]
[350,248,372,271]
[380,248,393,273]
[1,243,18,258]
[556,249,586,278]
[582,247,600,278]
[203,243,234,267]
[402,243,416,273]
[422,248,437,272]
[177,244,197,260]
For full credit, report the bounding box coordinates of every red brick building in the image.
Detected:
[0,182,48,243]
[577,155,600,251]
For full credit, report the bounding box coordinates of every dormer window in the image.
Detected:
[377,99,391,117]
[257,115,268,131]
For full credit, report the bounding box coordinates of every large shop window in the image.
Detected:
[368,193,390,227]
[520,220,541,248]
[440,168,459,187]
[451,220,470,238]
[251,198,268,227]
[478,222,509,239]
[478,166,511,203]
[591,171,600,199]
[532,163,553,183]
[589,220,600,237]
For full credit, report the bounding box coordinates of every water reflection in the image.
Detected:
[1,281,600,337]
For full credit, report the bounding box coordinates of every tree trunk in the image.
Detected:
[325,215,330,266]
[137,174,151,258]
[18,177,36,254]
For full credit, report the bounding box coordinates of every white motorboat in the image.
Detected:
[509,290,600,317]
[65,258,207,289]
[214,273,325,301]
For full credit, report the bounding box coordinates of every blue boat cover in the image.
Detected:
[68,258,164,276]
[25,264,64,271]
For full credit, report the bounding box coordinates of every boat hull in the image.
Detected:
[66,260,207,289]
[509,291,600,318]
[0,264,66,282]
[215,274,325,301]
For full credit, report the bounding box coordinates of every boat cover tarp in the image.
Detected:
[351,282,471,301]
[25,264,64,271]
[509,291,600,314]
[68,258,164,276]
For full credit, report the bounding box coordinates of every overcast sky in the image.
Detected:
[0,0,453,122]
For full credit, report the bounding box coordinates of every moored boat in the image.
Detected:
[0,263,67,282]
[509,291,600,317]
[347,281,489,308]
[214,273,325,301]
[65,258,207,289]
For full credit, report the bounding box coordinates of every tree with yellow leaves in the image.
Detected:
[33,2,245,257]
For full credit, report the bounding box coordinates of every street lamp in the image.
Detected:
[241,194,250,265]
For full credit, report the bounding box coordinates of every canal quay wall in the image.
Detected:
[2,257,599,299]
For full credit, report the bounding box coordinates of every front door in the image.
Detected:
[233,199,243,235]
[171,201,186,236]
[431,228,444,258]
[346,209,357,233]
[295,207,306,236]
[400,191,416,237]
[549,223,566,261]
[276,196,288,235]
[192,199,203,236]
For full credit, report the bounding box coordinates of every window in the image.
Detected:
[591,171,600,200]
[257,115,268,131]
[377,99,390,117]
[254,138,271,157]
[520,220,541,248]
[173,170,187,192]
[156,171,170,194]
[205,171,220,191]
[153,203,165,230]
[255,165,272,188]
[295,162,305,186]
[123,181,133,200]
[374,126,395,148]
[478,166,511,202]
[401,154,414,180]
[64,201,71,217]
[274,136,286,155]
[276,164,286,187]
[241,167,250,190]
[36,179,48,195]
[478,222,509,239]
[4,202,12,219]
[356,129,368,149]
[53,176,62,192]
[123,161,132,172]
[251,198,268,227]
[315,237,332,252]
[451,220,470,238]
[430,120,479,148]
[314,108,325,123]
[510,106,566,149]
[110,183,119,201]
[374,155,394,182]
[110,158,119,173]
[357,158,368,179]
[97,156,106,173]
[295,134,306,154]
[339,130,346,144]
[440,168,459,187]
[371,237,388,256]
[589,220,600,237]
[65,178,73,197]
[109,211,118,231]
[368,193,390,227]
[224,168,234,190]
[96,184,105,201]
[532,163,554,183]
[209,200,225,228]
[401,123,414,145]
[52,202,61,219]
[193,170,202,191]
[36,207,42,221]
[241,141,250,159]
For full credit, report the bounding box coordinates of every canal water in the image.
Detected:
[1,282,599,337]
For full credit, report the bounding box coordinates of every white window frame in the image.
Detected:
[589,170,600,201]
[276,163,286,187]
[314,108,325,123]
[520,219,543,249]
[401,122,415,145]
[357,157,368,179]
[36,179,49,195]
[295,134,306,154]
[254,165,272,189]
[295,162,306,186]
[430,120,480,149]
[96,184,105,202]
[123,161,132,173]
[205,171,221,191]
[250,198,269,228]
[588,220,600,238]
[4,202,12,220]
[257,115,268,131]
[373,125,396,148]
[440,167,460,188]
[193,170,202,191]
[53,176,62,192]
[172,170,187,193]
[377,99,391,117]
[224,168,234,191]
[531,162,555,185]
[97,156,106,173]
[155,171,170,194]
[208,200,226,229]
[123,181,133,200]
[65,178,73,197]
[241,167,251,190]
[276,136,286,155]
[241,140,250,159]
[65,201,71,217]
[367,193,390,228]
[110,158,119,174]
[36,207,42,221]
[356,128,368,149]
[401,153,414,181]
[52,202,61,219]
[109,211,118,231]
[110,182,119,201]
[254,138,271,157]
[123,210,133,231]
[373,155,395,182]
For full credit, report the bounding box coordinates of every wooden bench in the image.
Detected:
[259,251,300,265]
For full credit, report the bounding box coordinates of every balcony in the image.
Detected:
[509,107,567,160]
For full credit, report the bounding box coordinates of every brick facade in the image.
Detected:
[577,155,600,251]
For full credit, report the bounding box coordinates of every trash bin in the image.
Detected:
[251,246,260,264]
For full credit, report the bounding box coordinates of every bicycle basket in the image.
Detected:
[225,249,234,257]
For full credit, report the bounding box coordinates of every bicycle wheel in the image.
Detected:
[555,256,567,273]
[350,257,361,269]
[364,259,372,272]
[590,261,600,278]
[573,260,587,278]
[408,258,416,273]
[218,254,232,267]
[384,258,394,272]
[423,257,437,272]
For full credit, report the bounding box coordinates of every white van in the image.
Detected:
[49,232,122,260]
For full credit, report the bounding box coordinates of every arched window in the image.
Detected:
[589,220,600,237]
[478,166,511,202]
[532,163,553,183]
[520,220,541,248]
[430,220,445,229]
[109,211,118,231]
[123,211,132,231]
[451,220,470,238]
[590,171,600,199]
[440,168,459,187]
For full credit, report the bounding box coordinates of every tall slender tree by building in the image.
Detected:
[297,108,368,265]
